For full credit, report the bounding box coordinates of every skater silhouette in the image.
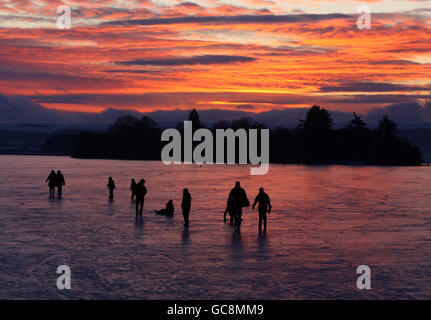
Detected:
[107,177,116,199]
[135,179,147,218]
[130,178,136,201]
[227,181,249,228]
[56,170,65,198]
[155,200,174,216]
[253,187,272,230]
[45,170,57,198]
[181,188,191,227]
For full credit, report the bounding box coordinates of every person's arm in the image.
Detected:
[252,195,258,210]
[243,190,250,207]
[227,190,233,203]
[267,195,272,213]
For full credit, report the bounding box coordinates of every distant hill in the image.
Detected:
[0,130,49,154]
[2,93,431,130]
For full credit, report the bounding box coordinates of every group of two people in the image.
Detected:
[107,177,147,217]
[153,189,192,227]
[225,181,272,230]
[129,178,147,217]
[45,170,66,198]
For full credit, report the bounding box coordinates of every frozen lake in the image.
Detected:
[0,155,430,299]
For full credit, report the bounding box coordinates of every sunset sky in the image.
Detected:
[0,0,430,115]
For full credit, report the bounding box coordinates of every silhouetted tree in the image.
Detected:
[342,112,371,162]
[347,112,366,130]
[109,115,140,134]
[139,116,158,129]
[298,105,334,163]
[269,127,296,163]
[74,114,160,160]
[231,117,265,130]
[188,108,202,128]
[301,105,333,135]
[378,115,399,137]
[212,120,231,130]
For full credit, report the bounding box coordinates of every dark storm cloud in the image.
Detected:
[327,94,428,104]
[116,55,256,66]
[235,104,255,110]
[0,69,124,88]
[320,82,428,93]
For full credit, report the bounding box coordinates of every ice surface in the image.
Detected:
[0,155,430,299]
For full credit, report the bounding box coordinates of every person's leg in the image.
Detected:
[182,210,187,226]
[231,207,237,226]
[233,207,240,228]
[184,208,190,226]
[259,211,263,230]
[139,199,144,216]
[135,198,139,216]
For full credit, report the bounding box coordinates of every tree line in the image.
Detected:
[71,105,422,165]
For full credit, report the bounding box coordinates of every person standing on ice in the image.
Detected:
[107,177,116,200]
[45,170,57,198]
[135,179,147,218]
[252,187,272,231]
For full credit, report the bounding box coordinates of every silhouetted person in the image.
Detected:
[56,170,65,198]
[227,181,249,228]
[135,179,147,217]
[107,177,115,199]
[130,178,136,201]
[45,170,57,198]
[252,187,272,230]
[181,188,191,227]
[155,200,174,216]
